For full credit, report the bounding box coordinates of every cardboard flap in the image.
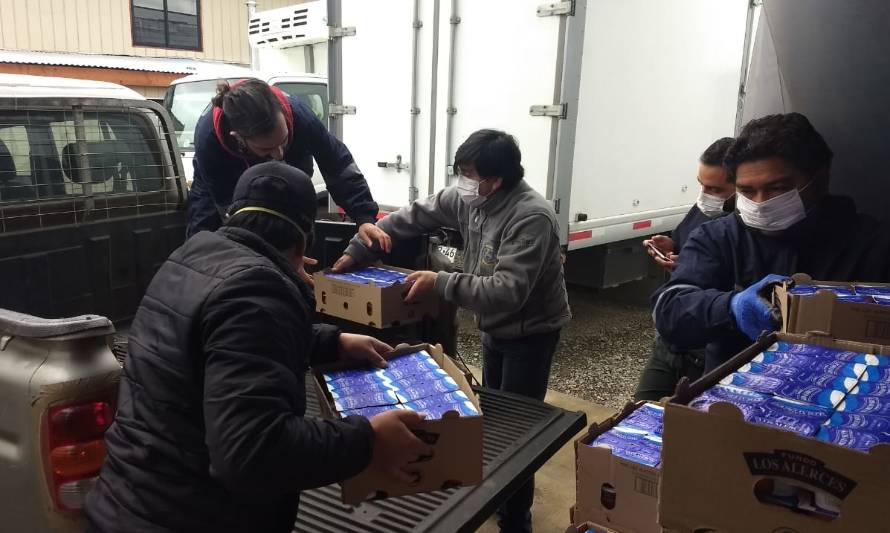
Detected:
[791,272,813,284]
[867,443,890,461]
[705,401,747,421]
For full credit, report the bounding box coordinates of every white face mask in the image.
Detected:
[737,183,811,231]
[696,190,730,218]
[456,175,488,208]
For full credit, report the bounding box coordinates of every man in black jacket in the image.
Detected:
[86,161,431,533]
[634,137,735,400]
[652,113,890,371]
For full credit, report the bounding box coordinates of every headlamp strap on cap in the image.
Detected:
[229,206,306,236]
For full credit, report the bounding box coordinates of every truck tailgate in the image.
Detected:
[295,383,587,532]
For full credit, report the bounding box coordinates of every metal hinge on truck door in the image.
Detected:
[537,1,574,17]
[329,26,356,39]
[530,103,567,118]
[329,104,356,117]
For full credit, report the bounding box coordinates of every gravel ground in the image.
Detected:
[456,279,660,410]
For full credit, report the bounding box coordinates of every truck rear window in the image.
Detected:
[0,107,181,233]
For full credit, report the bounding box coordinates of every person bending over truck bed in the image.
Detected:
[187,78,390,254]
[333,129,571,533]
[86,162,432,533]
[634,137,735,401]
[652,113,890,372]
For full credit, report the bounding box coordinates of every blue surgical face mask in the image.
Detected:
[456,175,488,208]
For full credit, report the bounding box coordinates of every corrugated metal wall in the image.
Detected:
[0,0,307,64]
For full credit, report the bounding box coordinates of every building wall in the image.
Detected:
[0,0,309,64]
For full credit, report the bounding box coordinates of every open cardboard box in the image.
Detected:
[574,401,663,533]
[565,517,623,533]
[312,342,483,505]
[314,265,438,328]
[659,331,890,533]
[775,273,890,345]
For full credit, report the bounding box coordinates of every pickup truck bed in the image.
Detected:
[295,382,587,533]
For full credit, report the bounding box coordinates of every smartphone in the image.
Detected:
[647,242,672,262]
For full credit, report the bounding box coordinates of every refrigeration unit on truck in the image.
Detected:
[248,0,756,287]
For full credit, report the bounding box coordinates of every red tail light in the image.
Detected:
[44,400,114,512]
[49,402,113,448]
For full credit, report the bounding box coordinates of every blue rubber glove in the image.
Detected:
[730,274,789,340]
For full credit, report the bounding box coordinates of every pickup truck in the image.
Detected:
[0,73,585,532]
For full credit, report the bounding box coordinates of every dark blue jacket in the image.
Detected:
[653,195,890,370]
[86,227,373,533]
[187,88,378,236]
[672,195,736,252]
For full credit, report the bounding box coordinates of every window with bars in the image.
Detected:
[0,106,182,234]
[131,0,201,51]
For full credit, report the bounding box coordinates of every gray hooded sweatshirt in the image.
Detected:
[344,180,570,339]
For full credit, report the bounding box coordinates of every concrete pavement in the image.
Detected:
[468,366,617,533]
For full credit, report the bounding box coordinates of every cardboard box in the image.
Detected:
[312,343,483,505]
[574,402,662,533]
[314,265,437,328]
[775,273,890,345]
[566,518,623,533]
[659,332,890,533]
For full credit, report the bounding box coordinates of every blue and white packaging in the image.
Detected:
[827,412,890,433]
[856,366,890,383]
[618,403,665,436]
[744,355,869,377]
[401,390,479,418]
[764,342,883,367]
[332,389,400,412]
[854,284,890,296]
[835,295,875,304]
[789,285,819,296]
[324,267,408,288]
[380,368,451,389]
[835,395,890,417]
[764,342,840,356]
[720,373,849,408]
[816,426,890,451]
[394,376,461,402]
[688,384,770,419]
[341,404,405,419]
[323,368,386,387]
[745,397,832,437]
[589,427,662,468]
[325,374,393,396]
[381,351,442,380]
[849,381,890,397]
[873,295,890,307]
[400,399,479,419]
[811,285,856,296]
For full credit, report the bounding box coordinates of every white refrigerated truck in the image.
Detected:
[247,0,756,287]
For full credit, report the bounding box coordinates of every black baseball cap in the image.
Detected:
[227,161,315,237]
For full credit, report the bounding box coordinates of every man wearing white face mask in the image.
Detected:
[333,129,570,533]
[643,137,736,271]
[653,113,890,371]
[635,138,735,401]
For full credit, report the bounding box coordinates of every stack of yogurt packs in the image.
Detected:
[790,283,890,306]
[323,266,408,288]
[587,403,664,468]
[691,340,890,451]
[322,349,480,420]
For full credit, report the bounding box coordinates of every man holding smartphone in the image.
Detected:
[642,137,736,271]
[635,137,735,401]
